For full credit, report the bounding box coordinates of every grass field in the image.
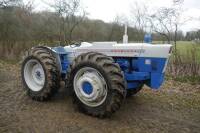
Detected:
[164,41,200,83]
[154,41,200,63]
[176,41,200,58]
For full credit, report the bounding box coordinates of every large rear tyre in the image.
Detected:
[21,47,60,101]
[66,52,126,118]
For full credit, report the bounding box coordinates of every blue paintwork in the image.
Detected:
[52,47,69,75]
[149,73,164,89]
[125,72,150,81]
[59,54,68,73]
[144,34,152,43]
[82,82,93,95]
[127,82,141,89]
[115,59,130,72]
[114,57,167,89]
[133,57,167,73]
[52,47,167,90]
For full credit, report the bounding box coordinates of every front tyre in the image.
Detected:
[66,52,126,118]
[21,47,60,101]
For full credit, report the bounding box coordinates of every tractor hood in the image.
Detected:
[65,42,172,59]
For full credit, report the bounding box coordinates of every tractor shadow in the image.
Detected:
[52,83,154,120]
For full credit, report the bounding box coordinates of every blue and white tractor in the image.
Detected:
[21,37,172,118]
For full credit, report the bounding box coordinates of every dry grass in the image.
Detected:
[166,41,200,80]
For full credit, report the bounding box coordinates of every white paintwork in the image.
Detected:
[123,35,128,44]
[123,25,128,44]
[64,42,172,63]
[140,44,172,58]
[24,59,45,92]
[73,67,107,107]
[92,42,117,45]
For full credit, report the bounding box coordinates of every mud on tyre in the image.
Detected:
[66,52,126,118]
[21,47,60,101]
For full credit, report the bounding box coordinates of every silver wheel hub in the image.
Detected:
[24,59,45,92]
[74,67,107,107]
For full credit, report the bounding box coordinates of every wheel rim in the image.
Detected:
[24,59,45,92]
[73,67,108,107]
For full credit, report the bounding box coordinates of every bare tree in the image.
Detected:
[149,0,194,74]
[130,2,151,41]
[0,0,21,7]
[108,16,120,41]
[149,0,189,47]
[49,0,86,44]
[149,7,176,43]
[173,0,184,5]
[108,15,127,42]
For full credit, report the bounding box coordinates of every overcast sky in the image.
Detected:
[27,0,200,32]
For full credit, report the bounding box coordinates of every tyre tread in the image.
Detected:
[66,52,126,118]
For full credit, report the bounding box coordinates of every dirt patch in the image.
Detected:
[0,60,200,133]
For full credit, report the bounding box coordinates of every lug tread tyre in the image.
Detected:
[21,47,60,101]
[66,52,126,118]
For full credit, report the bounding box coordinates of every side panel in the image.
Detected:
[133,57,167,73]
[115,57,168,90]
[134,57,168,89]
